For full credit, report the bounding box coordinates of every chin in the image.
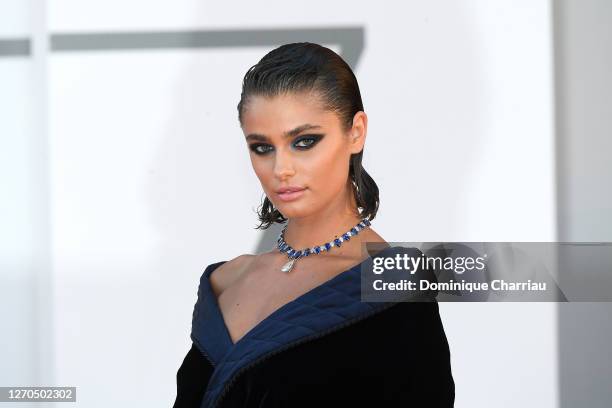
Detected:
[274,203,311,219]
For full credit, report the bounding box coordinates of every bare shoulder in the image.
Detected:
[209,253,256,298]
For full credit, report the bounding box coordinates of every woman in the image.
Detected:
[173,42,454,407]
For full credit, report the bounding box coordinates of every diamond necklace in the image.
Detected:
[276,218,371,273]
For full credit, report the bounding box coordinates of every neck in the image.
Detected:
[282,183,364,249]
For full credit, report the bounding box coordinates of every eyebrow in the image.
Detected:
[245,124,322,142]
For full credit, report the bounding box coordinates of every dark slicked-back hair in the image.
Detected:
[237,42,379,230]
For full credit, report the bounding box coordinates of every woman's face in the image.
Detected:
[241,91,366,219]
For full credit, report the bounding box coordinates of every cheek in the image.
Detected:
[253,160,274,184]
[250,156,295,204]
[305,146,350,189]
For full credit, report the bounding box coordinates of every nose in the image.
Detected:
[273,147,295,180]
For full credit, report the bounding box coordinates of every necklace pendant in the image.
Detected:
[281,258,296,273]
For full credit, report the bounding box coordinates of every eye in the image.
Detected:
[249,144,274,155]
[294,135,323,149]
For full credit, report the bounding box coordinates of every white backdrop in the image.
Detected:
[1,1,558,407]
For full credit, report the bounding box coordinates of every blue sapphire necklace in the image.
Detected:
[276,218,371,273]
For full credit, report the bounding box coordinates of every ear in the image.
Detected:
[348,111,367,154]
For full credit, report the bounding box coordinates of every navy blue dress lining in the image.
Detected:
[202,244,398,353]
[192,244,403,407]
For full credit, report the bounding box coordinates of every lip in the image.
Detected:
[276,186,306,202]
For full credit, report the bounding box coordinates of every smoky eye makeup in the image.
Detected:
[248,134,325,155]
[294,134,324,149]
[249,143,273,155]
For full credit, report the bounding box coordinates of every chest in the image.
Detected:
[215,255,359,345]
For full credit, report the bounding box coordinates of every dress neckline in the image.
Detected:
[203,244,397,349]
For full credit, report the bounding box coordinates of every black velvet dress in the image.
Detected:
[173,246,455,407]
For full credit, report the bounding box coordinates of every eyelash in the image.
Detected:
[249,135,322,155]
